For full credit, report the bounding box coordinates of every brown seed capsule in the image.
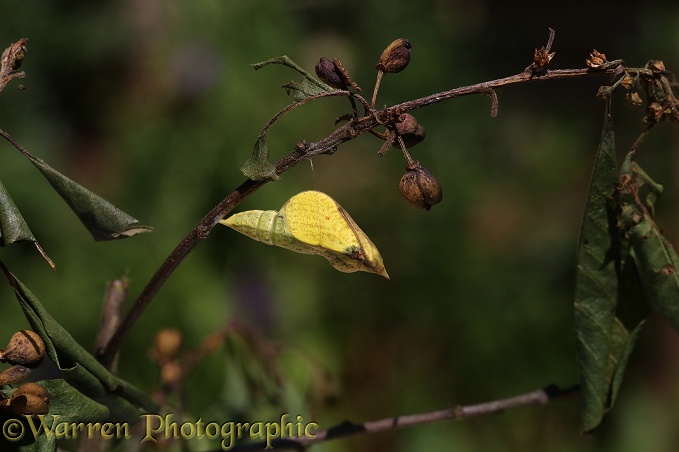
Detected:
[399,163,443,210]
[649,60,666,73]
[620,74,634,90]
[586,49,606,68]
[0,330,45,368]
[315,57,360,91]
[9,382,50,415]
[376,38,411,73]
[0,365,31,386]
[392,114,426,149]
[152,328,183,363]
[647,102,664,121]
[626,92,643,107]
[315,57,345,89]
[160,361,182,385]
[533,46,555,71]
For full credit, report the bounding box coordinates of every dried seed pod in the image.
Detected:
[647,102,664,121]
[620,74,634,90]
[0,330,45,368]
[376,38,411,73]
[315,57,345,89]
[9,382,49,415]
[392,113,426,149]
[160,361,182,385]
[315,57,360,91]
[0,365,31,386]
[649,60,666,73]
[626,92,643,107]
[153,329,183,363]
[586,49,607,68]
[399,163,443,211]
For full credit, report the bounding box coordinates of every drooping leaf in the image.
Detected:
[26,155,152,241]
[281,78,335,102]
[609,254,650,403]
[607,317,646,405]
[0,263,158,423]
[239,134,279,181]
[574,106,624,432]
[242,56,338,181]
[0,178,54,267]
[0,178,33,244]
[39,379,110,423]
[251,55,335,102]
[627,206,679,334]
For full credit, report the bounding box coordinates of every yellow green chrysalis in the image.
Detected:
[220,190,389,279]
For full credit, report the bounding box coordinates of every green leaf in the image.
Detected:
[607,317,646,405]
[251,55,335,102]
[242,55,337,181]
[282,78,335,102]
[239,134,279,181]
[574,107,624,433]
[628,208,679,333]
[0,178,54,267]
[0,264,158,423]
[0,178,33,245]
[40,379,110,423]
[26,155,152,241]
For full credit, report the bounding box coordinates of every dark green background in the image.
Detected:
[0,1,678,450]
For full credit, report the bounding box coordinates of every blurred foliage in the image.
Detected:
[0,0,678,451]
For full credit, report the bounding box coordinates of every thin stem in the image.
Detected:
[392,67,620,114]
[371,69,384,107]
[97,177,263,366]
[627,123,654,158]
[545,28,556,53]
[396,135,416,167]
[0,127,33,159]
[98,64,627,368]
[92,279,128,374]
[259,90,360,139]
[78,281,126,452]
[220,384,580,451]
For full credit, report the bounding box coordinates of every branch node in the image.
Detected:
[0,38,28,93]
[528,29,557,76]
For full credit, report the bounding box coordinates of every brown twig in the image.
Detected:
[92,279,128,374]
[258,90,370,141]
[77,278,129,452]
[98,43,631,368]
[218,384,580,451]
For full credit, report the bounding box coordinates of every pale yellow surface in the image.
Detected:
[281,191,359,253]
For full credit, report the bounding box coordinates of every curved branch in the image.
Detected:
[220,384,580,451]
[98,63,627,368]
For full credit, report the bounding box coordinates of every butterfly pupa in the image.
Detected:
[220,190,389,279]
